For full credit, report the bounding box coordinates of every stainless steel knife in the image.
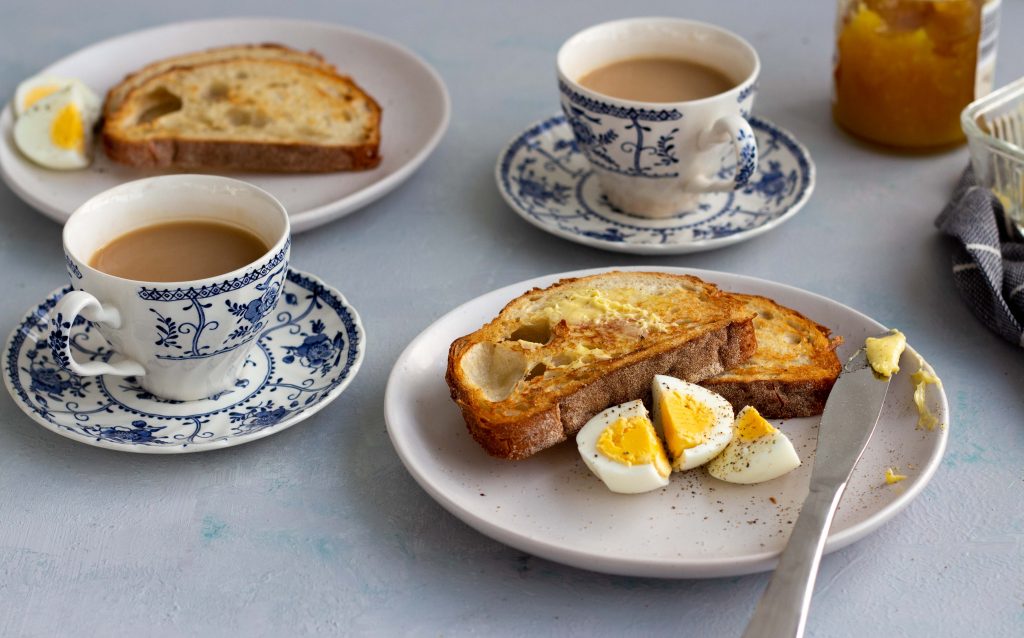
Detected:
[741,341,893,638]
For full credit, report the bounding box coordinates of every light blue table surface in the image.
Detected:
[2,1,1022,636]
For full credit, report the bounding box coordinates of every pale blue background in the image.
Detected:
[2,1,1022,636]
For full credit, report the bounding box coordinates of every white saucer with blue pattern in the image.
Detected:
[3,268,364,453]
[495,114,815,255]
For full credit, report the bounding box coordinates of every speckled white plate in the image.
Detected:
[0,17,450,233]
[384,267,949,578]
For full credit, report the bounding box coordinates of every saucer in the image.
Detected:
[2,268,364,453]
[495,114,815,255]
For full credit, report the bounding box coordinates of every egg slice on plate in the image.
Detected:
[651,375,734,471]
[576,399,671,494]
[13,76,91,116]
[707,406,801,484]
[13,81,101,170]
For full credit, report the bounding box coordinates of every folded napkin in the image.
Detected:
[936,168,1024,348]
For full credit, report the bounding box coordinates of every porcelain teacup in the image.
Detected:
[557,17,761,217]
[54,175,290,401]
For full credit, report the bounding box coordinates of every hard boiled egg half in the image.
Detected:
[651,375,734,471]
[707,406,801,484]
[12,76,100,170]
[576,400,671,494]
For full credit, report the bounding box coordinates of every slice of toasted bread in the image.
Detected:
[102,43,335,117]
[102,59,381,172]
[446,272,757,460]
[699,294,842,418]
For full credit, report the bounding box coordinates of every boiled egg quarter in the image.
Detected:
[576,400,671,494]
[14,76,86,116]
[707,406,800,484]
[651,375,734,471]
[13,79,100,170]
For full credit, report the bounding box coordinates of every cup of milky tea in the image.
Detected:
[55,175,290,401]
[558,17,761,217]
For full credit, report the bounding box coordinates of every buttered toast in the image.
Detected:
[446,272,757,460]
[102,58,381,172]
[700,294,842,418]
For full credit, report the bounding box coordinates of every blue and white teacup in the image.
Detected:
[54,175,290,401]
[557,17,760,217]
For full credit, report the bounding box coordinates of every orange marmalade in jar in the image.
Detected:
[833,0,1000,148]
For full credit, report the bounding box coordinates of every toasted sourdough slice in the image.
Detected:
[699,294,842,419]
[103,43,335,117]
[102,59,381,172]
[446,272,757,460]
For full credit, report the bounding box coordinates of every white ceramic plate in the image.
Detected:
[0,17,450,233]
[384,267,949,578]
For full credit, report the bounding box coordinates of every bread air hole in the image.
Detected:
[135,87,183,124]
[784,333,802,344]
[227,108,270,128]
[525,363,547,380]
[508,319,551,345]
[206,82,230,101]
[460,343,528,402]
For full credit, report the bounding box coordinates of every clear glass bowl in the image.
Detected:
[962,76,1024,231]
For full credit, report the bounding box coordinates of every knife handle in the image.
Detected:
[741,484,846,638]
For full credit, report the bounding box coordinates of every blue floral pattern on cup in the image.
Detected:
[4,268,364,452]
[496,114,814,253]
[559,80,683,179]
[138,243,289,361]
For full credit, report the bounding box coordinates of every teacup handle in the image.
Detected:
[50,290,146,378]
[690,114,758,192]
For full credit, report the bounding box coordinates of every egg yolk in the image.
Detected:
[659,392,714,458]
[911,355,943,430]
[23,84,60,111]
[885,468,907,484]
[736,406,776,441]
[50,103,84,151]
[596,415,671,478]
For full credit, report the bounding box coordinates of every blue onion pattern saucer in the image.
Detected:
[495,115,815,255]
[2,268,364,453]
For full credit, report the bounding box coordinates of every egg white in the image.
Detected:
[14,83,100,170]
[651,375,734,471]
[576,400,670,494]
[14,76,92,116]
[707,406,801,484]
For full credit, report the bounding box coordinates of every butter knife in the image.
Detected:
[741,343,892,638]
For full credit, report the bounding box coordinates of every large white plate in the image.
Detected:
[0,17,450,233]
[384,267,949,578]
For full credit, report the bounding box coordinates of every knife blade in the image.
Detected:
[809,348,892,489]
[741,339,894,638]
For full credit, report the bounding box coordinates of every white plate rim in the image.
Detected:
[384,266,949,578]
[2,267,366,454]
[493,115,816,255]
[0,16,451,233]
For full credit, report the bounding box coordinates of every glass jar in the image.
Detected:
[832,0,1001,149]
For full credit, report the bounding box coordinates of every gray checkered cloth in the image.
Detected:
[936,168,1024,348]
